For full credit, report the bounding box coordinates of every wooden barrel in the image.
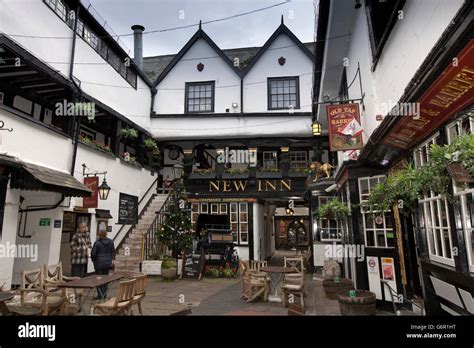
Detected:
[322,278,354,300]
[337,290,376,315]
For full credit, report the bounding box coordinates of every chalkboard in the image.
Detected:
[182,249,204,280]
[118,193,138,224]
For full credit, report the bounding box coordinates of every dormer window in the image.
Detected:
[268,77,300,110]
[185,81,215,113]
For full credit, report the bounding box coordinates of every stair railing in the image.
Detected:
[142,180,179,261]
[113,177,158,250]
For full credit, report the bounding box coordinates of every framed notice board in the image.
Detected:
[118,193,138,224]
[181,249,205,280]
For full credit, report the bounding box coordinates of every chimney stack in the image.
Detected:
[131,24,145,70]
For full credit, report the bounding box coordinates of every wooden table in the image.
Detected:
[261,266,298,303]
[56,274,124,314]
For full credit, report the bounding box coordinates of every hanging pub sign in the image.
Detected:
[326,103,363,152]
[82,177,98,208]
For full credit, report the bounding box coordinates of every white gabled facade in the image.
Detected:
[150,23,315,140]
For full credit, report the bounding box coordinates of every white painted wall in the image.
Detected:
[0,106,156,286]
[0,0,151,129]
[0,189,20,290]
[154,38,241,114]
[327,0,464,170]
[150,115,312,140]
[252,203,263,260]
[244,33,313,113]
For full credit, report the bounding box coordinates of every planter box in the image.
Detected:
[288,172,308,178]
[322,278,353,300]
[222,173,249,179]
[141,259,183,276]
[188,172,217,180]
[256,171,283,179]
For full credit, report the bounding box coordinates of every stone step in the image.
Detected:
[114,255,141,261]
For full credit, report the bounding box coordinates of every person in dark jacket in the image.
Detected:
[91,229,115,299]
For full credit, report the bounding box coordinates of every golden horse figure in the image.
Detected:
[309,162,334,182]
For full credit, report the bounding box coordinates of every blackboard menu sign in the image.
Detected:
[182,249,204,280]
[118,193,138,224]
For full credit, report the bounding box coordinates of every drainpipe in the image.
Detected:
[240,77,244,114]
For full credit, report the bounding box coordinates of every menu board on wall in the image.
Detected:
[118,193,138,224]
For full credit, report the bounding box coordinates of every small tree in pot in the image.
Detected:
[316,199,353,299]
[159,187,193,279]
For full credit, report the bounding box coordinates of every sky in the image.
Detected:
[86,0,316,57]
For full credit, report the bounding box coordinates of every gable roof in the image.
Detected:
[143,42,316,83]
[151,27,242,88]
[242,23,315,77]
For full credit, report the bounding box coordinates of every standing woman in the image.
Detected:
[70,223,92,277]
[91,229,115,299]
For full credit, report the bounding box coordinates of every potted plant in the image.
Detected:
[337,289,377,315]
[289,167,310,178]
[189,167,217,179]
[256,167,282,178]
[222,167,249,179]
[364,134,474,215]
[222,267,236,278]
[120,127,138,141]
[143,138,160,154]
[160,258,178,280]
[316,199,350,220]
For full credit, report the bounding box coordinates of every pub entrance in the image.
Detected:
[59,211,91,276]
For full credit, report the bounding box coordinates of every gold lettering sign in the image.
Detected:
[209,180,292,193]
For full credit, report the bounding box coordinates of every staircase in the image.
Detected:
[114,193,169,273]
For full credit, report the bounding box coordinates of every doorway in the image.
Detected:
[59,212,91,276]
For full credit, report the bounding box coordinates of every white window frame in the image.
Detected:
[318,196,342,242]
[290,151,308,169]
[263,151,278,170]
[239,203,249,245]
[415,132,455,267]
[358,175,395,248]
[446,116,474,272]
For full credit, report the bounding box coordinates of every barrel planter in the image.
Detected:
[322,278,353,299]
[337,290,376,316]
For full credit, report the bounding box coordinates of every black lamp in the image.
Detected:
[98,178,111,200]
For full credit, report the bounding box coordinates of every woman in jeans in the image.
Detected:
[70,223,91,277]
[91,229,115,299]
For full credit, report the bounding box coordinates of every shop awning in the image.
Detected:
[0,154,92,197]
[95,209,113,219]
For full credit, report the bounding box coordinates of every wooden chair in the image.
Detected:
[282,272,305,309]
[129,274,147,315]
[284,257,304,273]
[239,260,251,300]
[19,268,65,316]
[302,247,312,273]
[249,260,267,273]
[43,262,82,314]
[246,271,269,303]
[92,278,136,316]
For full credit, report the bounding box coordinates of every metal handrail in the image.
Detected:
[381,279,424,315]
[141,180,179,261]
[113,177,158,244]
